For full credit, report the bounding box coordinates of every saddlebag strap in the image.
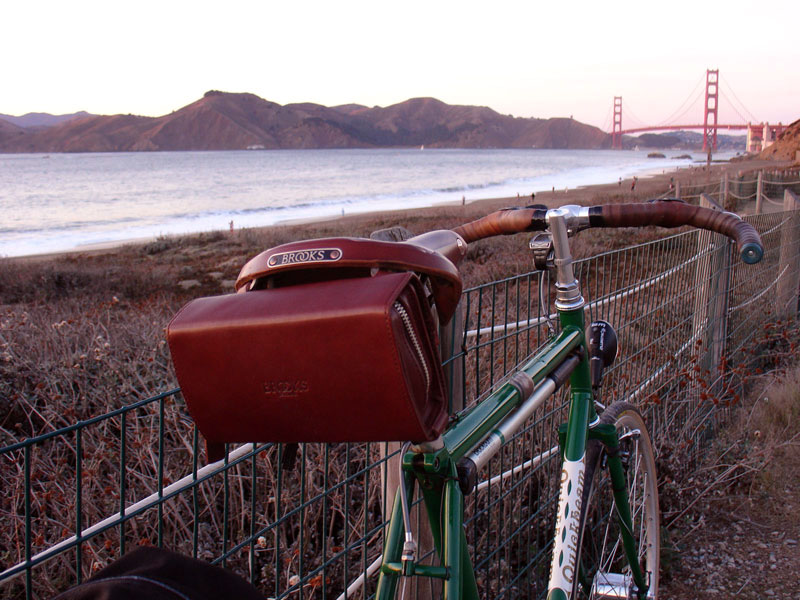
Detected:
[234,235,464,323]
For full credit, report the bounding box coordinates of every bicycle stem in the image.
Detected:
[547,207,586,312]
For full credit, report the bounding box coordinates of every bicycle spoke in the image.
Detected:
[574,403,660,599]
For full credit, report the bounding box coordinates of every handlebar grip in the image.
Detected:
[589,203,764,264]
[452,207,548,242]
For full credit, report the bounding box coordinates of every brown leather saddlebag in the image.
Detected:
[167,235,464,455]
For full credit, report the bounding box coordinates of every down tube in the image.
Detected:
[547,307,593,600]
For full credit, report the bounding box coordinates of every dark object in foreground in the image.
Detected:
[52,547,262,600]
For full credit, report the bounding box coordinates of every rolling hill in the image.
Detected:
[0,92,610,153]
[0,110,91,129]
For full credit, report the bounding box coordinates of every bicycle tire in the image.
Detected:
[572,402,660,599]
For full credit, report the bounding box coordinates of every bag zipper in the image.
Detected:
[393,302,431,396]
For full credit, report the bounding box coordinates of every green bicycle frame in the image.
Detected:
[375,325,585,600]
[376,209,649,600]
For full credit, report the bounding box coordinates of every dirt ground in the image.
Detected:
[660,373,800,600]
[662,476,800,599]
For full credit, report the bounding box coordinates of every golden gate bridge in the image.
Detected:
[609,69,787,152]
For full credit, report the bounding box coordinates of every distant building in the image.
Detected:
[747,122,786,153]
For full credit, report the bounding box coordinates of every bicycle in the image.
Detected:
[367,201,762,600]
[168,199,763,600]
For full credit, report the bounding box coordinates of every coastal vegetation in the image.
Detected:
[1,159,798,598]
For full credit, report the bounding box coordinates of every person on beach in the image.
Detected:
[631,176,637,191]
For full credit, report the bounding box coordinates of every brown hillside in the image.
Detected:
[5,113,153,153]
[349,97,523,147]
[0,92,610,152]
[760,118,800,161]
[135,93,279,150]
[331,103,370,115]
[359,97,497,133]
[517,117,609,149]
[0,119,29,145]
[145,94,369,150]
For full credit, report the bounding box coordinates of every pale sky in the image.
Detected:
[3,0,798,131]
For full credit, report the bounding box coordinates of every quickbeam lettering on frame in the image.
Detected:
[547,456,586,596]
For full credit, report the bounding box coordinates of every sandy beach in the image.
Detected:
[15,155,783,265]
[4,154,786,317]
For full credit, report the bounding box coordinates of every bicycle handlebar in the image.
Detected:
[590,202,763,263]
[452,207,548,241]
[452,202,764,264]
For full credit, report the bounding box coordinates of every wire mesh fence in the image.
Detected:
[678,167,800,213]
[2,196,799,599]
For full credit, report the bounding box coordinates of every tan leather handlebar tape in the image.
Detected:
[589,203,763,264]
[452,208,548,243]
[235,237,463,322]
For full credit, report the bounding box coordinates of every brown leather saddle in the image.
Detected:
[235,229,466,323]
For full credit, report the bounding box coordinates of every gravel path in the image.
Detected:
[661,453,800,599]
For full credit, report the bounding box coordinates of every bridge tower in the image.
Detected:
[703,69,719,151]
[612,96,622,149]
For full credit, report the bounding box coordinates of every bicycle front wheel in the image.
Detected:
[573,402,660,599]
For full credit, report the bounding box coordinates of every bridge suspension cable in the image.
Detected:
[719,75,760,123]
[721,91,754,126]
[600,104,613,134]
[621,100,648,129]
[667,86,706,127]
[655,74,706,127]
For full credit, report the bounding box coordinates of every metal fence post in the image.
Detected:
[776,190,800,318]
[371,225,439,600]
[720,172,729,208]
[692,194,732,381]
[442,307,465,415]
[755,171,764,214]
[674,179,681,200]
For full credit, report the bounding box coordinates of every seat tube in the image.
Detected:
[376,480,411,600]
[443,477,464,600]
[546,210,594,600]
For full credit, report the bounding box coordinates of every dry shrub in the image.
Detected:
[659,318,800,535]
[0,296,178,443]
[746,364,800,443]
[733,358,800,494]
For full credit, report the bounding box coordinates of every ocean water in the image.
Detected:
[0,148,728,257]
